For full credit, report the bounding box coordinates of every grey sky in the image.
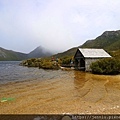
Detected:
[0,0,120,53]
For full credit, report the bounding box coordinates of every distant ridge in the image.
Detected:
[0,47,27,61]
[53,47,78,58]
[54,30,120,58]
[0,46,52,61]
[81,30,120,50]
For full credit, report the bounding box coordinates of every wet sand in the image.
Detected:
[0,71,120,114]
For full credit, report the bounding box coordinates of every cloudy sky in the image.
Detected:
[0,0,120,53]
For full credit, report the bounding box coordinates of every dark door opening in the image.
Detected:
[80,58,85,71]
[74,58,85,71]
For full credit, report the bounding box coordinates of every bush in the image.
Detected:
[20,58,60,70]
[60,56,73,65]
[90,58,120,75]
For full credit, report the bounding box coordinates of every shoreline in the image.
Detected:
[0,73,120,114]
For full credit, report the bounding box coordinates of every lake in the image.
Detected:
[0,61,71,84]
[0,61,120,114]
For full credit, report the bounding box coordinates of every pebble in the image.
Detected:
[103,108,105,110]
[113,106,116,109]
[116,106,119,108]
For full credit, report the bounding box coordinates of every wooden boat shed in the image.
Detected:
[74,48,111,71]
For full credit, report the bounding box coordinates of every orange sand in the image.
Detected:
[0,71,120,114]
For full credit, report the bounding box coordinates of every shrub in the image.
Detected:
[90,58,120,75]
[20,57,60,69]
[61,56,73,65]
[41,61,53,69]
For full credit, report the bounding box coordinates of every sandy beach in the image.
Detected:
[0,71,120,114]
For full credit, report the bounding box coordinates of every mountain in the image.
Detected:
[0,46,52,61]
[53,47,78,58]
[28,46,52,58]
[54,30,120,58]
[0,47,27,61]
[81,30,120,51]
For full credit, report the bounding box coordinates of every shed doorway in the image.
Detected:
[80,58,85,70]
[74,58,85,70]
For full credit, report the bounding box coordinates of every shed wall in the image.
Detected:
[85,58,100,71]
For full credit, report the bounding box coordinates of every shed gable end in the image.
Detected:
[74,49,84,59]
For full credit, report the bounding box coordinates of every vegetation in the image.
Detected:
[0,47,27,61]
[81,30,120,51]
[60,56,73,66]
[0,46,51,61]
[20,58,59,70]
[90,58,120,75]
[109,50,120,59]
[20,56,74,69]
[53,47,77,58]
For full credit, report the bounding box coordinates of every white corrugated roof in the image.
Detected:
[79,48,111,58]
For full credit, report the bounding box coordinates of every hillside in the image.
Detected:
[53,47,78,58]
[0,46,52,61]
[0,47,27,61]
[54,30,120,58]
[81,30,120,51]
[109,49,120,59]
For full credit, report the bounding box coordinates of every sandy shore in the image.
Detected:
[0,72,120,114]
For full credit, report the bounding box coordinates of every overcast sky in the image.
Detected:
[0,0,120,53]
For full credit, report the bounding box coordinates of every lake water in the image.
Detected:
[0,61,73,84]
[0,61,120,114]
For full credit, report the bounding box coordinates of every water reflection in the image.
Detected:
[73,70,120,104]
[74,70,88,88]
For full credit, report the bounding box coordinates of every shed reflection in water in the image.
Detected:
[73,70,120,104]
[74,71,88,87]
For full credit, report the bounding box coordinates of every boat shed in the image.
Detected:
[74,48,111,71]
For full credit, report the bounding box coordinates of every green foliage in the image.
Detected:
[20,58,60,70]
[109,50,120,59]
[81,30,120,51]
[90,58,120,75]
[20,55,74,69]
[0,47,27,61]
[61,56,72,65]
